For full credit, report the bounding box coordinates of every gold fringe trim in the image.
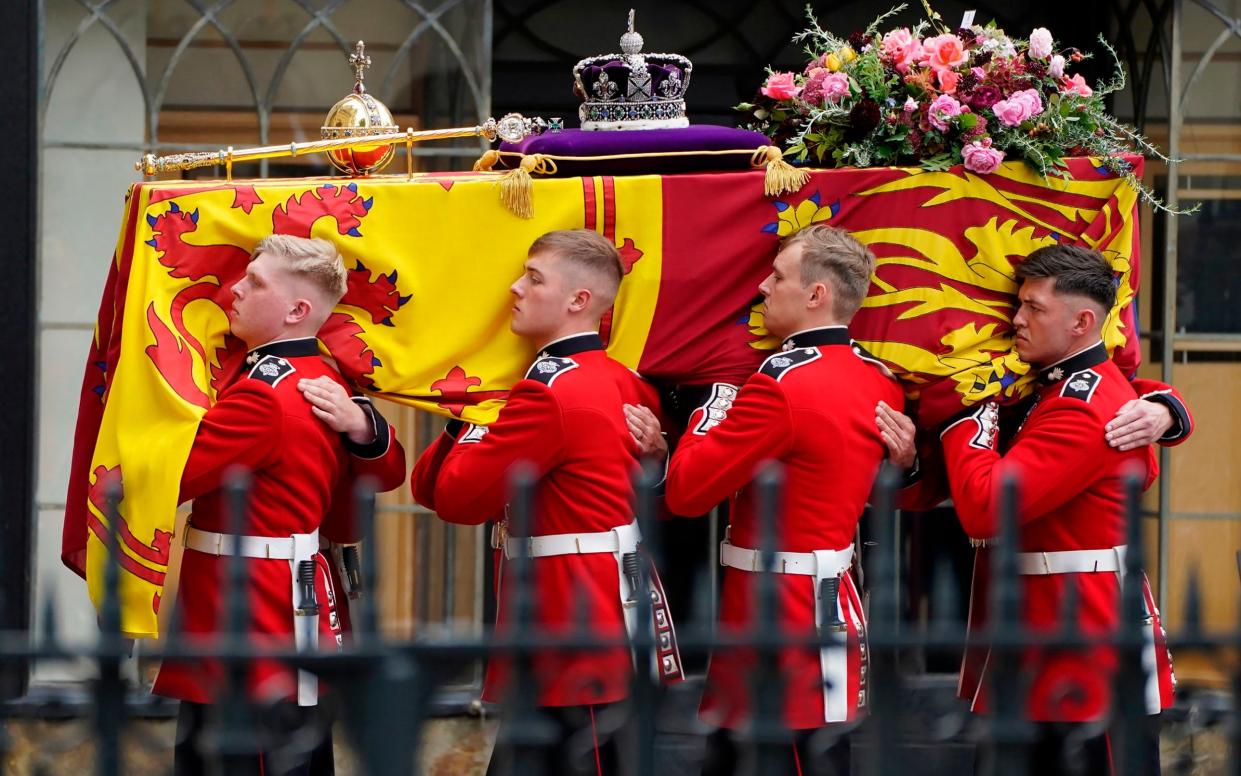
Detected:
[753,146,810,197]
[470,145,813,216]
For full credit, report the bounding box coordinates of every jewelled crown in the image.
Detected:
[571,9,692,131]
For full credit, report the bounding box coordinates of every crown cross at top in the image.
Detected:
[349,41,372,93]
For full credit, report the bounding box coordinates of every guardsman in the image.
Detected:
[153,235,406,776]
[663,225,903,776]
[410,229,680,776]
[939,244,1176,776]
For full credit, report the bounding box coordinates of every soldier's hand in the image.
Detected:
[624,404,668,460]
[1106,399,1173,451]
[298,376,373,444]
[876,401,916,470]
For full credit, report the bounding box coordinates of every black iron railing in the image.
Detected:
[2,462,1238,775]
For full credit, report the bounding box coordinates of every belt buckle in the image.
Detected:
[494,520,509,551]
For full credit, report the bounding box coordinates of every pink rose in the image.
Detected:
[972,66,986,80]
[1028,28,1053,60]
[882,28,923,73]
[962,137,1005,174]
[761,71,801,100]
[920,34,967,72]
[928,94,963,131]
[1059,73,1093,97]
[1012,88,1044,117]
[1049,54,1066,78]
[937,69,960,94]
[991,97,1028,127]
[821,71,850,103]
[991,89,1043,126]
[903,97,918,113]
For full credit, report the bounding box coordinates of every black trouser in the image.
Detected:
[975,715,1162,776]
[486,703,629,776]
[701,726,851,776]
[174,700,335,776]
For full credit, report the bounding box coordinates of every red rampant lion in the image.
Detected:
[144,183,403,399]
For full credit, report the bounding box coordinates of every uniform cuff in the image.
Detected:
[343,396,392,459]
[1140,391,1189,443]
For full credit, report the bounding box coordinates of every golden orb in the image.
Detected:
[321,41,399,175]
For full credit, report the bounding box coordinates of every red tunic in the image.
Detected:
[666,326,905,730]
[940,342,1176,722]
[153,337,405,704]
[897,376,1194,511]
[411,333,644,707]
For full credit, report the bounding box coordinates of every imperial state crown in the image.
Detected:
[571,9,692,131]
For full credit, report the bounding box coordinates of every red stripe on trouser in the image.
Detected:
[590,705,603,776]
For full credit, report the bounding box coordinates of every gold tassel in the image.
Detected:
[495,154,555,219]
[497,154,535,219]
[473,149,501,172]
[753,146,809,197]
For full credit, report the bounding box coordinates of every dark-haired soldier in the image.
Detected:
[940,244,1176,775]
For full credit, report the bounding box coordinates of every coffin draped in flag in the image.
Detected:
[65,157,1143,635]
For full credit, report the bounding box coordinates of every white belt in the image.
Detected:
[1015,545,1126,575]
[492,522,635,561]
[183,525,322,706]
[719,539,854,577]
[720,536,857,724]
[491,520,677,680]
[183,525,319,560]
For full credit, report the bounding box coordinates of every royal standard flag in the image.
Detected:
[65,157,1145,635]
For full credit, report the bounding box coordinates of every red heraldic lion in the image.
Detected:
[940,342,1176,722]
[153,337,405,705]
[666,326,904,730]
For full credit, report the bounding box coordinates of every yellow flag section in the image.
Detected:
[590,175,663,371]
[84,173,672,634]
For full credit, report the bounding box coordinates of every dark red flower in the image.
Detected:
[968,85,1002,110]
[848,30,867,51]
[955,27,977,45]
[846,99,882,140]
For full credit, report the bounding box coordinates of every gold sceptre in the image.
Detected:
[136,41,559,178]
[135,114,556,177]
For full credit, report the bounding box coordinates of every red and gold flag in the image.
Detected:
[65,158,1143,634]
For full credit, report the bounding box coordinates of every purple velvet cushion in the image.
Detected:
[496,126,771,177]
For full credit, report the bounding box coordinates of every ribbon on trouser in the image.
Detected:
[610,521,684,684]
